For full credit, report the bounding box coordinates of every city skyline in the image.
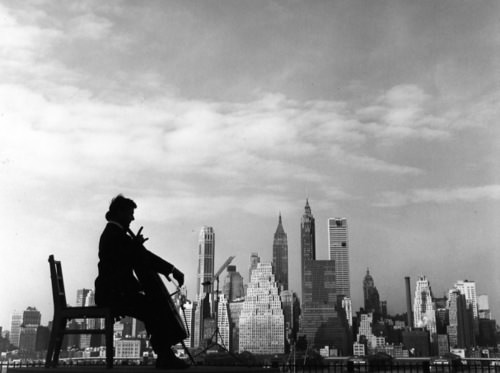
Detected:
[1,0,500,330]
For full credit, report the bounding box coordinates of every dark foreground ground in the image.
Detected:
[3,365,281,373]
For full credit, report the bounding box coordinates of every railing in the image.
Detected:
[1,358,500,372]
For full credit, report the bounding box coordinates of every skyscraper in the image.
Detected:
[22,307,41,326]
[248,252,260,283]
[272,213,288,290]
[217,294,231,350]
[239,262,284,354]
[328,217,350,298]
[197,226,215,298]
[223,265,245,302]
[76,289,92,349]
[454,280,478,319]
[10,311,22,348]
[363,269,381,317]
[301,199,316,263]
[300,200,350,352]
[413,276,437,338]
[447,289,474,349]
[19,307,41,355]
[194,226,215,347]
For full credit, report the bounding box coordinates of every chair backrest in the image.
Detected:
[48,255,68,310]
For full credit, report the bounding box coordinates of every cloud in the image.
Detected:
[375,185,500,207]
[357,85,453,142]
[68,12,113,40]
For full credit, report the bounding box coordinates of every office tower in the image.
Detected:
[223,265,245,302]
[413,276,436,338]
[381,301,387,318]
[193,294,211,348]
[328,217,350,298]
[228,299,245,353]
[405,277,413,328]
[76,289,91,307]
[179,301,193,348]
[301,199,316,264]
[19,307,41,355]
[357,313,373,342]
[197,226,215,298]
[454,280,479,338]
[36,326,50,352]
[19,326,38,354]
[239,263,284,354]
[281,290,293,352]
[454,280,478,319]
[248,252,260,283]
[10,311,23,347]
[342,297,353,327]
[300,200,349,352]
[363,269,381,316]
[22,307,41,325]
[75,289,91,349]
[447,289,474,348]
[217,294,231,350]
[272,213,289,290]
[478,295,491,319]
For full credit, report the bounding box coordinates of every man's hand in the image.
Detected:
[134,226,149,245]
[172,267,184,287]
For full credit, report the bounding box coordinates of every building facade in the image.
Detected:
[363,269,381,317]
[239,263,284,354]
[272,214,289,290]
[223,265,245,302]
[413,276,436,338]
[248,252,260,284]
[300,200,350,353]
[10,311,23,348]
[197,226,215,298]
[328,218,350,298]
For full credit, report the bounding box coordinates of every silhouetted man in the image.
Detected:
[95,194,188,369]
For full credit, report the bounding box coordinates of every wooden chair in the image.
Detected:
[46,255,115,369]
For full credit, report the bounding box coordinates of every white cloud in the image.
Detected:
[375,185,500,207]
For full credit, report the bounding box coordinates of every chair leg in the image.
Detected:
[105,316,114,369]
[45,319,59,368]
[52,319,66,367]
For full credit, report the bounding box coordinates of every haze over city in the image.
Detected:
[1,0,499,331]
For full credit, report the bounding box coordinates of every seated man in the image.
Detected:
[94,195,188,369]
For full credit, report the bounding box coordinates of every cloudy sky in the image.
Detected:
[1,0,500,329]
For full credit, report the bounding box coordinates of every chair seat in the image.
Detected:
[60,305,112,318]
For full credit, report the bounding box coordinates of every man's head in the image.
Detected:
[105,194,137,229]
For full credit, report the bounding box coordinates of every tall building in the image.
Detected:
[239,263,284,354]
[272,214,289,290]
[478,295,491,320]
[447,289,474,349]
[328,218,350,298]
[197,226,215,298]
[413,276,436,338]
[363,269,381,317]
[75,289,92,349]
[454,280,479,338]
[301,199,315,263]
[228,299,245,353]
[217,294,231,350]
[10,311,23,348]
[223,265,245,302]
[178,301,193,348]
[248,252,260,283]
[454,280,478,319]
[300,200,350,352]
[19,307,41,355]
